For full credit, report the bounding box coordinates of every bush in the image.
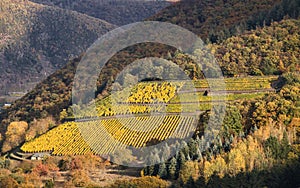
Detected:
[108,176,169,188]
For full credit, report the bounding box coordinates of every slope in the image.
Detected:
[1,18,300,153]
[29,0,171,26]
[0,0,115,95]
[1,0,300,153]
[148,0,300,42]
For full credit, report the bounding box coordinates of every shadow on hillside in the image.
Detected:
[181,159,300,188]
[107,166,142,177]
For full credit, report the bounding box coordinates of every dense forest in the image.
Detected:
[212,19,300,76]
[149,0,300,42]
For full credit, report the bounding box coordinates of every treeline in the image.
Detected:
[149,0,300,43]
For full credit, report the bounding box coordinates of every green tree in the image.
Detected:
[280,130,291,159]
[157,162,167,178]
[222,106,243,137]
[167,157,177,179]
[177,151,186,173]
[264,136,281,159]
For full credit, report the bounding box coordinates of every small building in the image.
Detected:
[31,153,50,160]
[4,103,12,108]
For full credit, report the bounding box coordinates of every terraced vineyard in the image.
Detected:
[21,76,277,155]
[78,82,184,117]
[190,76,277,90]
[170,76,277,104]
[77,77,276,118]
[80,115,196,154]
[21,115,196,155]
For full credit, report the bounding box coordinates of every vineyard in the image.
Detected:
[21,115,196,155]
[190,76,277,90]
[21,122,93,155]
[125,82,183,103]
[170,92,267,104]
[76,77,276,118]
[21,76,277,155]
[77,82,184,117]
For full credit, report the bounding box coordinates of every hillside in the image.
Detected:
[1,17,299,154]
[20,76,278,155]
[0,0,115,95]
[18,73,300,187]
[0,0,299,186]
[0,0,299,154]
[213,19,300,76]
[29,0,171,26]
[148,0,300,42]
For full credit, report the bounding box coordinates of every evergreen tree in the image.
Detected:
[181,141,190,160]
[161,143,171,163]
[167,157,177,179]
[195,176,206,187]
[222,106,243,137]
[264,136,281,159]
[280,130,291,159]
[147,152,160,175]
[158,162,167,179]
[188,139,198,160]
[142,166,149,176]
[195,148,203,161]
[177,151,186,173]
[185,176,195,188]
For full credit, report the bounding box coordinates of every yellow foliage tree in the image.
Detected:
[179,161,199,184]
[227,148,246,176]
[203,160,214,181]
[213,155,227,178]
[2,121,28,153]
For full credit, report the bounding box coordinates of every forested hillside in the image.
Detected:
[213,19,300,76]
[0,0,115,95]
[0,0,299,186]
[149,0,300,42]
[1,18,299,153]
[30,0,171,26]
[138,73,300,187]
